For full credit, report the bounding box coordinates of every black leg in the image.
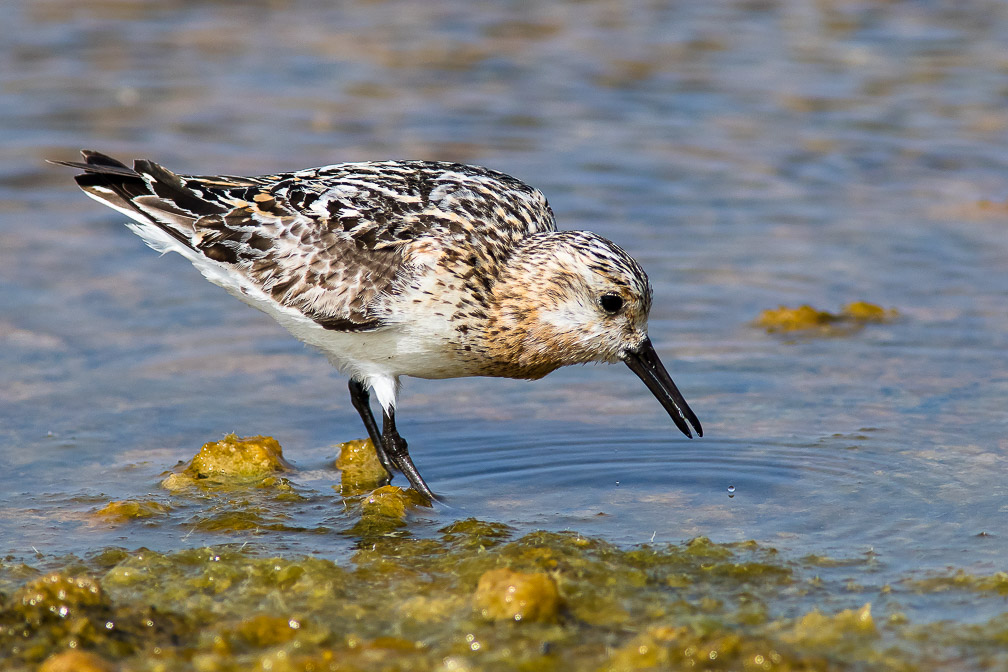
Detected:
[347,379,394,476]
[381,407,436,501]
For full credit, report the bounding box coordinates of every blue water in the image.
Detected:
[3,0,1008,631]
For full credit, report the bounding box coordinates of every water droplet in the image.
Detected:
[727,485,736,498]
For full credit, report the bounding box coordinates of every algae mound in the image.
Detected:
[336,437,390,494]
[473,567,560,623]
[93,500,170,523]
[188,433,291,480]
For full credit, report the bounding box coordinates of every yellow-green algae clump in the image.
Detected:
[336,437,391,495]
[156,434,315,534]
[756,301,897,335]
[4,567,194,667]
[362,485,431,518]
[188,433,291,480]
[908,569,1008,596]
[347,484,433,537]
[774,603,876,647]
[335,439,433,535]
[4,522,1001,671]
[15,573,107,626]
[93,499,170,523]
[473,567,560,623]
[160,434,293,492]
[39,649,117,672]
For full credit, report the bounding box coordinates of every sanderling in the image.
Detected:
[52,150,702,499]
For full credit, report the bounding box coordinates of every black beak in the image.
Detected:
[622,337,703,438]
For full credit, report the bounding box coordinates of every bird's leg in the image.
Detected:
[347,379,394,477]
[381,408,436,501]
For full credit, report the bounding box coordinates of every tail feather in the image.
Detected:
[48,150,138,177]
[51,150,276,315]
[49,150,226,250]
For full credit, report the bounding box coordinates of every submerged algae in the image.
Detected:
[152,434,328,535]
[4,520,1006,671]
[362,485,431,519]
[93,500,171,523]
[907,570,1008,596]
[3,566,193,668]
[7,436,1005,670]
[38,650,117,672]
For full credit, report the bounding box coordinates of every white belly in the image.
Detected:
[129,220,464,410]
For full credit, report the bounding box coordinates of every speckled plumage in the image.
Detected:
[54,150,701,499]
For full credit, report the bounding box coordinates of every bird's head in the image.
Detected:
[491,231,702,438]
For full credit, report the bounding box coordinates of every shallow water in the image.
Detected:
[3,0,1008,664]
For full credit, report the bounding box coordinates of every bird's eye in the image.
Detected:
[598,292,624,315]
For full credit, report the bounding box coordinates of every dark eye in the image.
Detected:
[598,292,624,315]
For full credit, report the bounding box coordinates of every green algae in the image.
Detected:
[4,520,1007,671]
[343,484,434,538]
[440,519,514,549]
[39,649,117,672]
[907,570,1008,596]
[154,435,324,535]
[2,566,195,666]
[93,499,171,523]
[473,567,561,623]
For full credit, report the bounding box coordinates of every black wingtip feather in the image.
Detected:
[80,150,133,170]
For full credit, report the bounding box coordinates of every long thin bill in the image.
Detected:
[623,337,703,438]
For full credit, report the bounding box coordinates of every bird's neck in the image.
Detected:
[474,237,595,379]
